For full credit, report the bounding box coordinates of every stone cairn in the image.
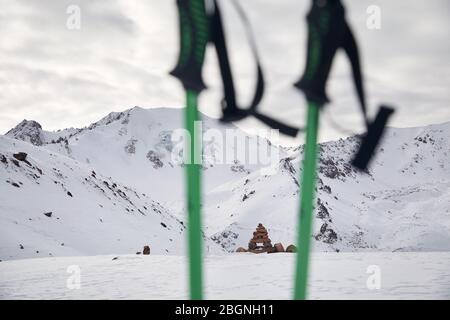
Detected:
[235,223,296,254]
[248,223,274,253]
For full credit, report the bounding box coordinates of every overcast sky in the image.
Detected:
[0,0,449,144]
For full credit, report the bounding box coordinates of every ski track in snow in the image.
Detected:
[0,252,449,300]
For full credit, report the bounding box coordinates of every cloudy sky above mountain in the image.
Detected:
[0,0,449,144]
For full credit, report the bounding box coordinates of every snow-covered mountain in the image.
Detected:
[0,121,223,260]
[208,125,450,252]
[1,107,449,260]
[6,107,282,211]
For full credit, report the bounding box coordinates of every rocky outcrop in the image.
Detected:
[274,243,285,253]
[211,229,239,250]
[286,244,297,253]
[231,160,250,174]
[146,150,163,169]
[124,138,138,154]
[242,190,255,202]
[13,152,28,162]
[315,223,338,244]
[12,152,32,166]
[316,198,330,219]
[6,120,44,146]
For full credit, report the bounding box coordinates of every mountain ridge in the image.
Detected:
[2,106,449,259]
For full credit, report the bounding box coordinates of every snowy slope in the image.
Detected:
[1,252,449,300]
[3,107,450,257]
[0,136,220,260]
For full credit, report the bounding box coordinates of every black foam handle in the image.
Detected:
[294,0,345,106]
[352,105,395,171]
[170,0,209,93]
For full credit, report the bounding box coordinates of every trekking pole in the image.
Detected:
[292,0,394,299]
[292,0,340,300]
[185,89,203,299]
[170,0,209,300]
[294,101,320,300]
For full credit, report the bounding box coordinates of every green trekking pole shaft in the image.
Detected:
[170,0,209,300]
[294,101,320,300]
[185,90,203,300]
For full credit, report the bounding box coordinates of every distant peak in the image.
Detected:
[86,106,155,130]
[13,119,42,131]
[88,109,133,130]
[5,119,44,146]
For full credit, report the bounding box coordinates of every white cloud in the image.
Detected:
[0,0,449,144]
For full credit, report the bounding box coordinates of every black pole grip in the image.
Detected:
[352,105,395,170]
[294,0,345,106]
[170,0,209,92]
